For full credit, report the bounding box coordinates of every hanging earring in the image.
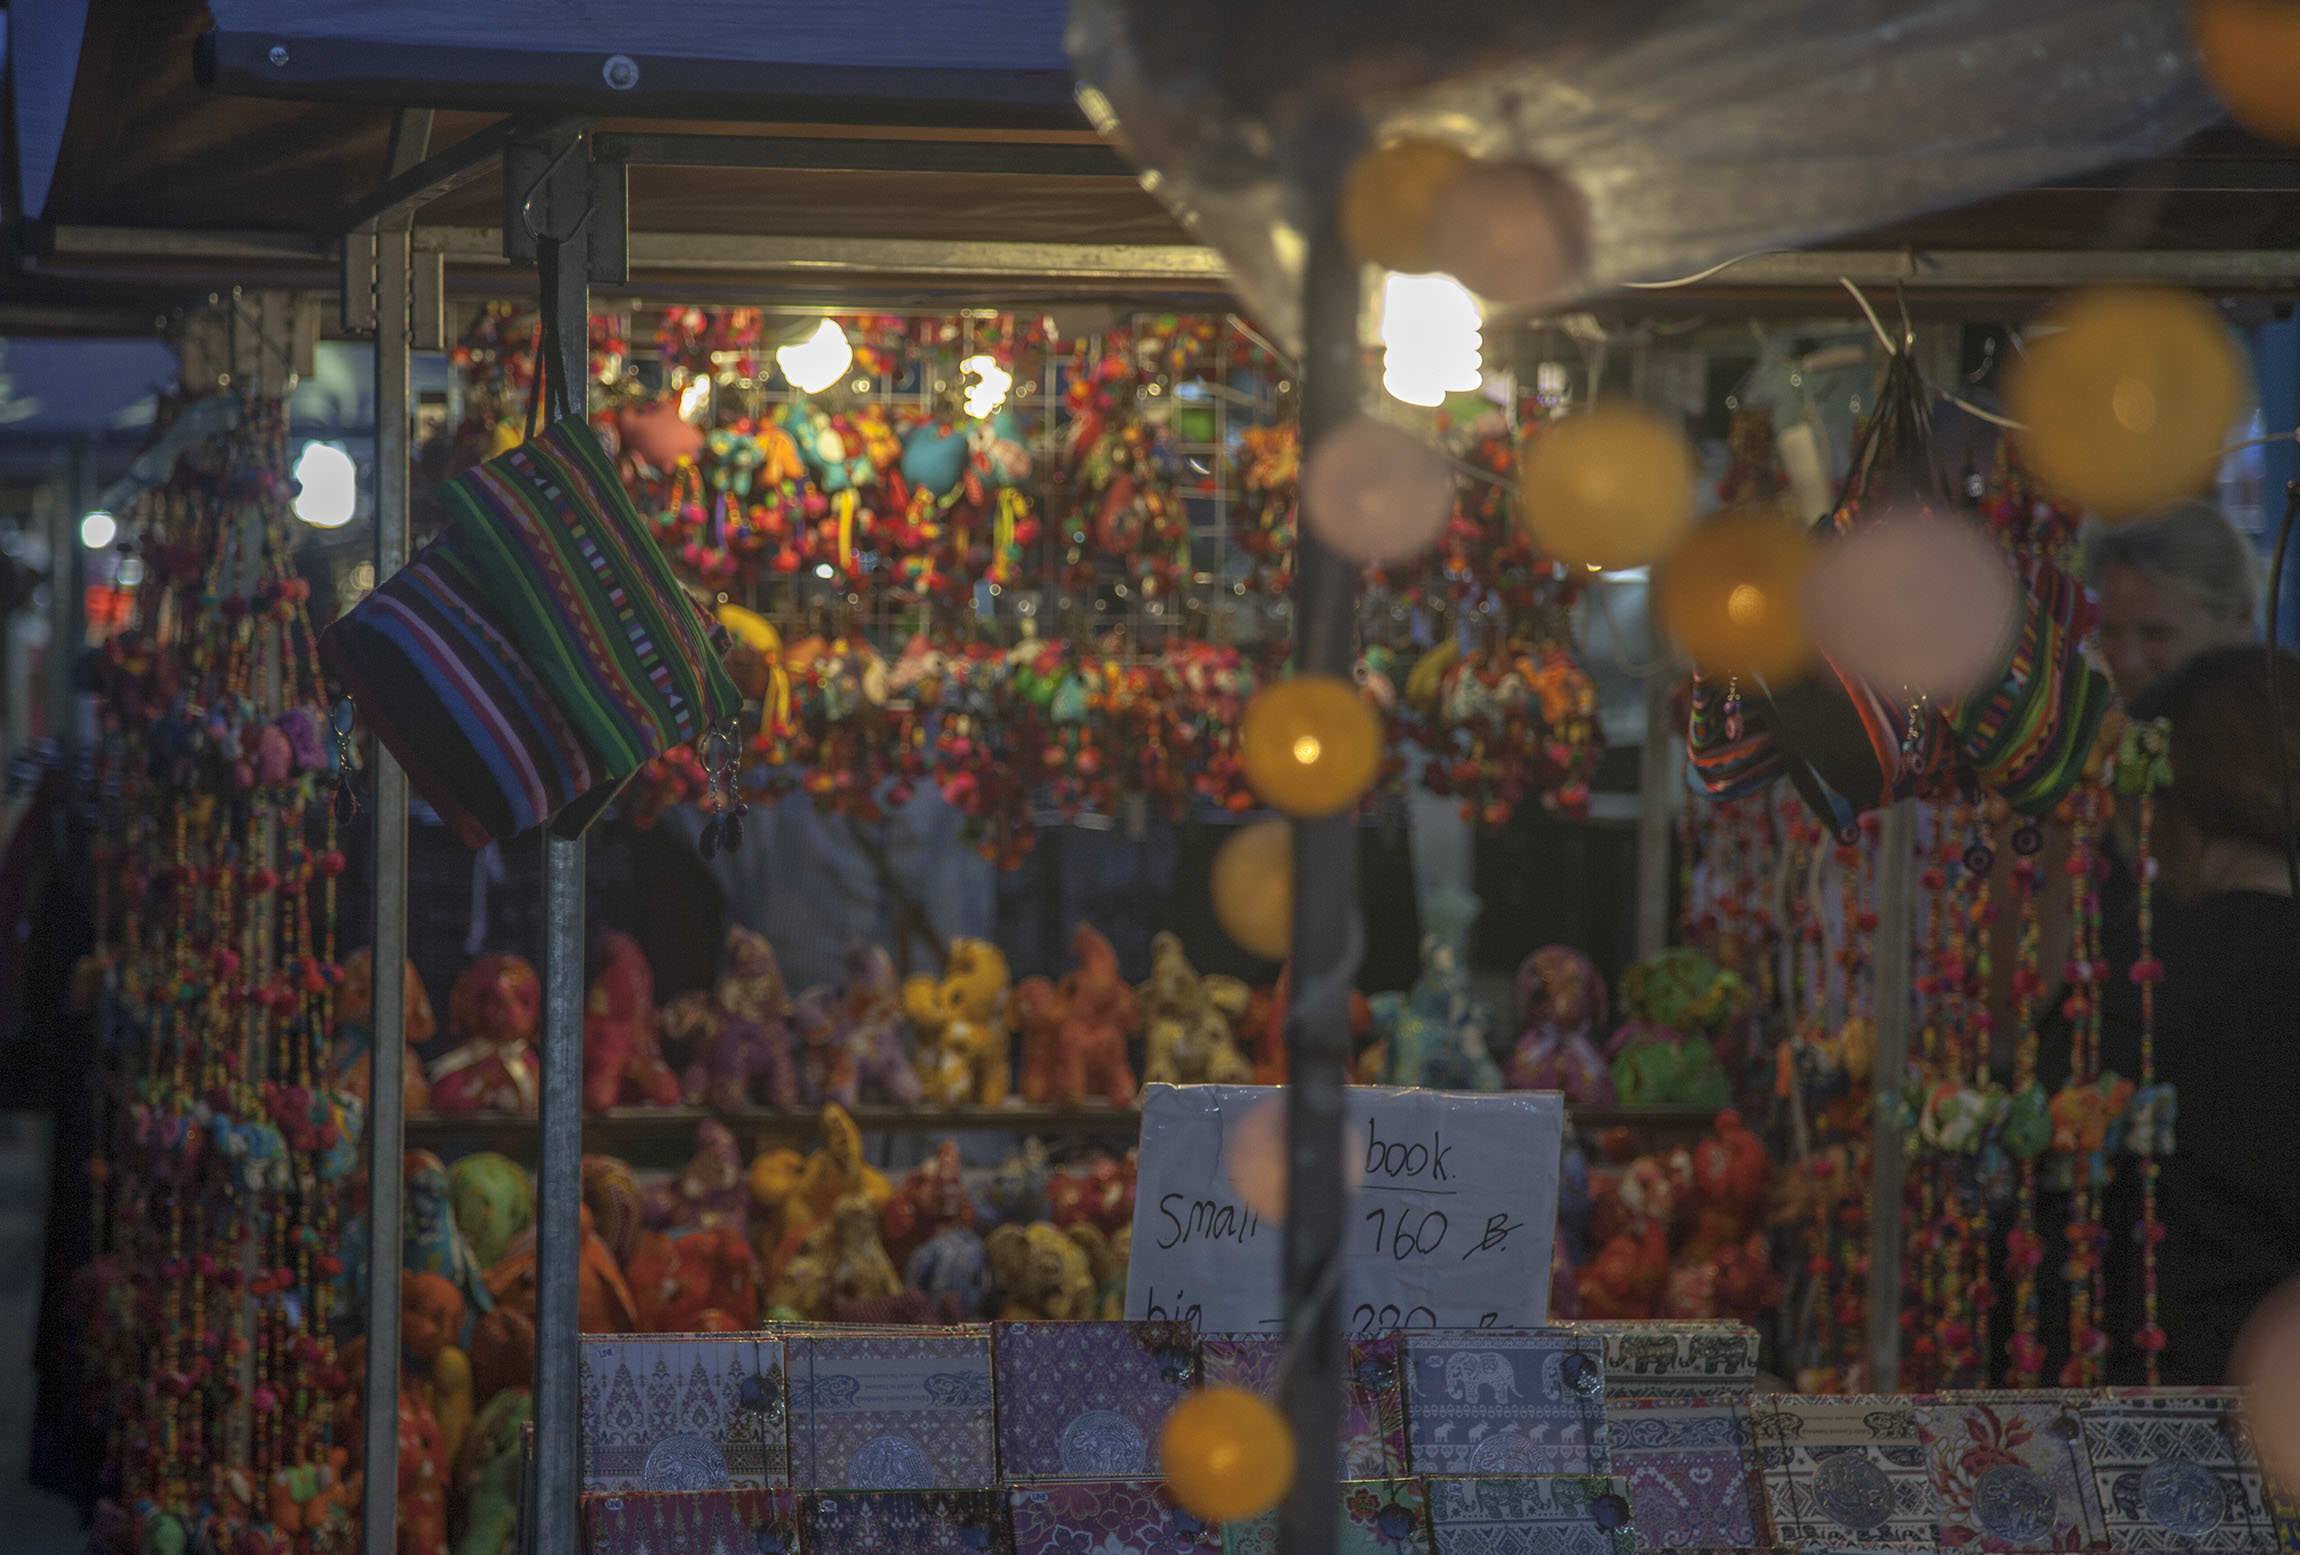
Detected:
[699,729,725,861]
[1722,676,1743,740]
[330,697,359,823]
[721,718,749,855]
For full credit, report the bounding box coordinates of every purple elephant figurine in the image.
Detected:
[842,945,924,1106]
[666,926,802,1109]
[1506,945,1617,1106]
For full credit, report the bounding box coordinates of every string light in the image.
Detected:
[1519,404,1695,568]
[1654,510,1815,681]
[1379,272,1482,408]
[1160,1385,1297,1522]
[1211,820,1293,961]
[1342,139,1469,274]
[2191,0,2300,144]
[1806,512,2020,699]
[78,510,116,550]
[1240,676,1382,818]
[290,442,358,529]
[776,318,855,394]
[1301,417,1455,566]
[959,353,1013,418]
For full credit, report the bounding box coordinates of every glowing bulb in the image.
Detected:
[78,510,116,550]
[1291,735,1322,765]
[1241,676,1381,818]
[959,354,1012,419]
[291,442,358,529]
[677,375,712,422]
[1654,510,1815,682]
[1520,404,1696,569]
[1380,272,1483,409]
[775,318,854,395]
[1160,1385,1296,1522]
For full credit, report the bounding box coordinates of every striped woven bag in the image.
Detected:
[321,413,739,847]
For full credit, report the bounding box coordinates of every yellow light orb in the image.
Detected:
[2193,0,2300,144]
[1654,510,1816,683]
[1240,677,1382,818]
[1211,821,1293,961]
[2005,287,2250,520]
[1341,139,1470,274]
[1520,404,1696,569]
[1160,1385,1297,1523]
[1424,159,1590,309]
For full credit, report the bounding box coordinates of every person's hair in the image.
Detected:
[2086,500,2260,626]
[2148,644,2300,851]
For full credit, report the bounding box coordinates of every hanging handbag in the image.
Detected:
[321,278,740,847]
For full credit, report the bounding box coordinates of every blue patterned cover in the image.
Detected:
[1221,1480,1432,1555]
[806,1489,1013,1554]
[787,1330,995,1491]
[1426,1475,1637,1555]
[1403,1330,1611,1477]
[579,1487,799,1555]
[2080,1389,2274,1553]
[576,1335,786,1492]
[993,1321,1199,1482]
[1009,1480,1221,1555]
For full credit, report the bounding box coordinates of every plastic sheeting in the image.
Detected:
[1068,0,2220,352]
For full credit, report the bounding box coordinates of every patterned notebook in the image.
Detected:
[576,1334,786,1492]
[1222,1479,1433,1555]
[1199,1332,1410,1479]
[2080,1389,2273,1552]
[1608,1396,1764,1550]
[805,1489,1014,1554]
[1753,1394,1941,1552]
[578,1487,799,1555]
[1572,1321,1761,1402]
[1402,1330,1611,1477]
[785,1330,996,1490]
[994,1321,1200,1482]
[1919,1391,2105,1553]
[1009,1480,1222,1555]
[1425,1474,1638,1555]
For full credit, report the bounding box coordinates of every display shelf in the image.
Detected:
[399,1099,1726,1160]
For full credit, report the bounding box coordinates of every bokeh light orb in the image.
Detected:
[1424,159,1590,310]
[1341,139,1470,274]
[1240,676,1382,818]
[1520,404,1696,569]
[2006,287,2249,521]
[1806,513,2022,700]
[2192,0,2300,145]
[1160,1385,1297,1522]
[1301,417,1458,567]
[1654,510,1816,682]
[1227,1093,1369,1221]
[1212,821,1293,961]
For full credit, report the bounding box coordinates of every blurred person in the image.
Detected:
[2146,645,2300,1383]
[2089,500,2258,703]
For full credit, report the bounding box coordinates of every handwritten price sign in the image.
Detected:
[1124,1083,1563,1335]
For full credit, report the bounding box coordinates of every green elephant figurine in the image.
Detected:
[454,1387,534,1555]
[1611,1037,1728,1108]
[448,1152,534,1270]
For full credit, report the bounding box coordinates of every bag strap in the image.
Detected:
[525,234,578,438]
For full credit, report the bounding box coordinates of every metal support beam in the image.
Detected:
[589,131,1129,177]
[1279,187,1361,1555]
[334,112,562,239]
[520,121,593,1555]
[358,102,429,1555]
[1865,799,1917,1390]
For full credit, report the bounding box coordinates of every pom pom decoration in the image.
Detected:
[1240,675,1382,818]
[1653,510,1815,682]
[1211,820,1294,961]
[1424,159,1591,310]
[2005,287,2249,520]
[1300,417,1456,566]
[1805,512,2023,700]
[1520,404,1695,569]
[1160,1384,1297,1523]
[1341,139,1470,274]
[2191,0,2300,145]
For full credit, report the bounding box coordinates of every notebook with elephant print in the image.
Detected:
[785,1330,996,1490]
[578,1487,800,1555]
[1571,1321,1761,1402]
[993,1321,1201,1482]
[1402,1330,1611,1477]
[805,1489,1014,1554]
[2079,1389,2273,1552]
[1607,1396,1766,1550]
[577,1334,787,1492]
[1918,1391,2105,1553]
[1753,1394,1941,1552]
[1222,1479,1432,1555]
[1009,1480,1221,1555]
[1199,1332,1409,1479]
[1425,1474,1638,1555]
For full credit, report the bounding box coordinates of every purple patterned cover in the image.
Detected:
[1222,1479,1432,1555]
[786,1330,996,1490]
[1918,1391,2105,1553]
[2080,1388,2273,1553]
[579,1487,799,1555]
[994,1321,1200,1482]
[1199,1333,1408,1479]
[1753,1394,1941,1552]
[577,1335,786,1491]
[1426,1475,1637,1555]
[805,1489,1013,1554]
[1402,1330,1611,1477]
[1608,1396,1763,1551]
[1009,1480,1221,1555]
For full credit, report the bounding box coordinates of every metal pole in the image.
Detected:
[359,104,429,1555]
[1865,799,1917,1389]
[1280,192,1362,1555]
[528,126,592,1555]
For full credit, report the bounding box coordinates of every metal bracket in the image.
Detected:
[413,248,446,350]
[340,232,378,334]
[503,126,623,283]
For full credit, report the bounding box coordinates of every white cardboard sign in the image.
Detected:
[1123,1083,1563,1336]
